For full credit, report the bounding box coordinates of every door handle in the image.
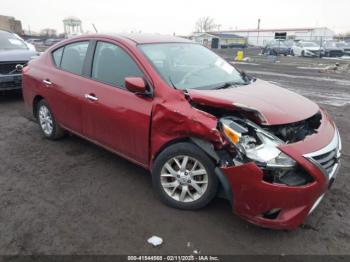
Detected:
[42,79,52,85]
[84,94,98,102]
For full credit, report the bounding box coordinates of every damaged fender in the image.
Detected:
[150,95,224,163]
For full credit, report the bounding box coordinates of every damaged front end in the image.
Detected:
[150,78,338,229]
[211,109,340,229]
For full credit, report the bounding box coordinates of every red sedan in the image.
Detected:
[22,34,342,230]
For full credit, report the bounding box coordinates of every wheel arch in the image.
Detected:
[151,137,191,167]
[151,137,220,167]
[32,95,44,118]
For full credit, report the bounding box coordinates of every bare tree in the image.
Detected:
[195,17,217,32]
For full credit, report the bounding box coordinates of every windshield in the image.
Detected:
[325,42,337,48]
[270,41,287,48]
[302,42,318,47]
[336,42,349,48]
[139,43,247,90]
[0,31,28,50]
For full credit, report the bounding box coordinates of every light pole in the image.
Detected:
[257,18,261,46]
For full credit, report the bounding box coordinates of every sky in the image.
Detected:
[1,0,349,35]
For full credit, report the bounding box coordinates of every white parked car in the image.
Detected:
[291,42,324,57]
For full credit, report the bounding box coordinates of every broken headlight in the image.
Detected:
[219,117,295,168]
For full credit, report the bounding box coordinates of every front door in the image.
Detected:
[81,41,153,166]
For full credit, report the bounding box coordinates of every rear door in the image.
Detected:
[81,41,153,166]
[45,41,90,133]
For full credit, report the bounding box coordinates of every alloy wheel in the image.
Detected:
[38,105,53,136]
[160,155,209,203]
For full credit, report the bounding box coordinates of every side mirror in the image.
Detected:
[125,77,147,94]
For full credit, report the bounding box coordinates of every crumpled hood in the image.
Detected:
[0,49,38,62]
[187,79,319,125]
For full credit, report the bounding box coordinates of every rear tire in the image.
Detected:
[37,100,65,140]
[152,142,218,210]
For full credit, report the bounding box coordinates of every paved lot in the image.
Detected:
[0,51,349,255]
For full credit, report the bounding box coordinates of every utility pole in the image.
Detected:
[217,24,222,32]
[92,24,98,33]
[257,18,261,46]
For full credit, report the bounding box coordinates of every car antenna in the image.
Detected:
[92,24,98,33]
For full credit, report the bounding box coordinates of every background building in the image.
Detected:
[63,16,83,37]
[218,27,335,46]
[40,28,57,37]
[191,32,247,48]
[0,15,23,34]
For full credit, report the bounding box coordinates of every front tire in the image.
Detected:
[152,142,218,210]
[37,100,65,140]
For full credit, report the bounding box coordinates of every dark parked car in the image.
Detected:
[335,42,350,56]
[22,34,342,230]
[26,38,44,46]
[262,40,290,56]
[0,30,39,91]
[323,41,344,57]
[44,38,64,47]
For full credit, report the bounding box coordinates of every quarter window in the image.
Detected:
[60,41,89,75]
[92,42,143,88]
[52,47,64,66]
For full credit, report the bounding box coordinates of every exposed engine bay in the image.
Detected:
[263,112,322,143]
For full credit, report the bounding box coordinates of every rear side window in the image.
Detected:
[92,41,143,88]
[60,41,89,75]
[52,47,63,66]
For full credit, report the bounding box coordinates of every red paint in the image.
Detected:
[125,77,147,93]
[22,34,339,230]
[187,80,320,125]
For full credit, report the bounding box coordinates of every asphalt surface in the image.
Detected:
[0,50,349,255]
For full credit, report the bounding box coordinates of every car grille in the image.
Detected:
[304,129,341,180]
[0,62,26,75]
[0,81,22,89]
[329,50,343,57]
[311,149,338,177]
[310,50,321,55]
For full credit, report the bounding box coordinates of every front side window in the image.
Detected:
[92,42,143,88]
[139,43,246,90]
[60,41,89,75]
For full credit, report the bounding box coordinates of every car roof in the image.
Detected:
[0,29,15,36]
[73,33,193,45]
[116,33,192,44]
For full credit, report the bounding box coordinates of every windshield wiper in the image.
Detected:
[168,76,177,89]
[213,81,247,90]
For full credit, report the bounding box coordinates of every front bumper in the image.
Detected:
[326,50,344,57]
[220,110,342,230]
[304,50,324,57]
[0,73,22,90]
